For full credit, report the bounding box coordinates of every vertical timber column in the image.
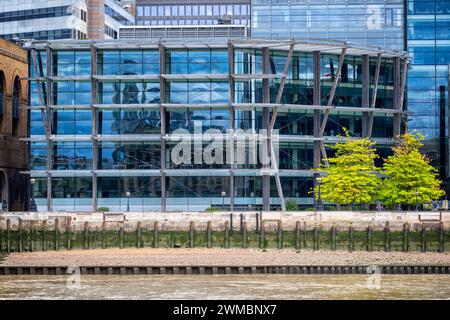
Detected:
[262,47,270,211]
[159,43,167,212]
[91,45,98,211]
[46,45,52,211]
[87,0,105,40]
[313,52,321,192]
[393,57,401,137]
[228,41,235,211]
[362,55,370,137]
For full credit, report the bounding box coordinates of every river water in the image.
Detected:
[0,275,449,299]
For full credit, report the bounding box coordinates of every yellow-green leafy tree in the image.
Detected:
[314,130,381,206]
[381,132,444,206]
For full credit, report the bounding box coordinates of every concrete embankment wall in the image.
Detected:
[0,211,449,231]
[0,211,449,253]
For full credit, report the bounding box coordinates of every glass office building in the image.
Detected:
[26,39,407,212]
[406,0,450,191]
[251,0,404,51]
[135,0,250,27]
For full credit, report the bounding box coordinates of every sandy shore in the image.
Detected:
[1,248,449,267]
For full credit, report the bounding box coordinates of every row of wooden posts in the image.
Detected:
[0,218,447,253]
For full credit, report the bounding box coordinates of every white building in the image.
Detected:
[0,0,134,41]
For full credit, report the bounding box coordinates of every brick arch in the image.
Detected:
[11,68,27,101]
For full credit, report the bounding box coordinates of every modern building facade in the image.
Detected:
[405,0,450,192]
[251,0,404,51]
[0,0,134,41]
[135,0,250,27]
[0,38,28,211]
[25,38,407,212]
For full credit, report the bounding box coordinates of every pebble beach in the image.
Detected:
[1,248,449,267]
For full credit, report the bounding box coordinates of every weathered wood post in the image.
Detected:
[295,221,301,250]
[439,222,445,253]
[101,221,106,249]
[242,221,247,249]
[84,222,89,249]
[367,225,372,252]
[348,224,354,252]
[331,225,337,251]
[119,223,124,249]
[313,225,319,250]
[207,221,212,249]
[277,220,283,249]
[136,222,142,248]
[240,214,243,234]
[153,221,159,248]
[29,221,35,252]
[229,213,233,234]
[6,219,10,253]
[54,218,60,251]
[18,219,23,253]
[402,222,409,252]
[256,213,259,234]
[421,224,426,253]
[384,221,390,252]
[259,220,265,249]
[224,221,230,248]
[302,221,307,249]
[189,221,194,248]
[66,217,72,251]
[42,220,47,251]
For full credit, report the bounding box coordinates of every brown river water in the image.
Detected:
[0,275,449,300]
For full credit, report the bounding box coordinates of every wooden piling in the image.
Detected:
[259,220,265,249]
[206,221,212,248]
[242,221,247,249]
[42,220,47,251]
[331,226,337,251]
[367,225,372,252]
[54,218,60,251]
[18,219,23,253]
[384,221,390,252]
[119,224,124,249]
[153,221,159,248]
[403,223,409,252]
[136,222,142,248]
[189,221,194,248]
[224,221,230,249]
[302,221,307,249]
[277,220,282,249]
[313,225,319,250]
[348,224,354,252]
[66,217,72,251]
[101,221,106,249]
[84,222,89,249]
[29,221,35,252]
[6,219,11,253]
[295,221,300,250]
[421,224,426,253]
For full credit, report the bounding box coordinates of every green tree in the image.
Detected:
[314,130,381,206]
[381,132,444,207]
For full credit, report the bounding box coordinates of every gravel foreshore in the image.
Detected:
[1,248,449,267]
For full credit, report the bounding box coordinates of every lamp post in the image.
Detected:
[415,191,419,211]
[126,191,131,212]
[316,177,323,211]
[29,178,37,212]
[221,191,226,210]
